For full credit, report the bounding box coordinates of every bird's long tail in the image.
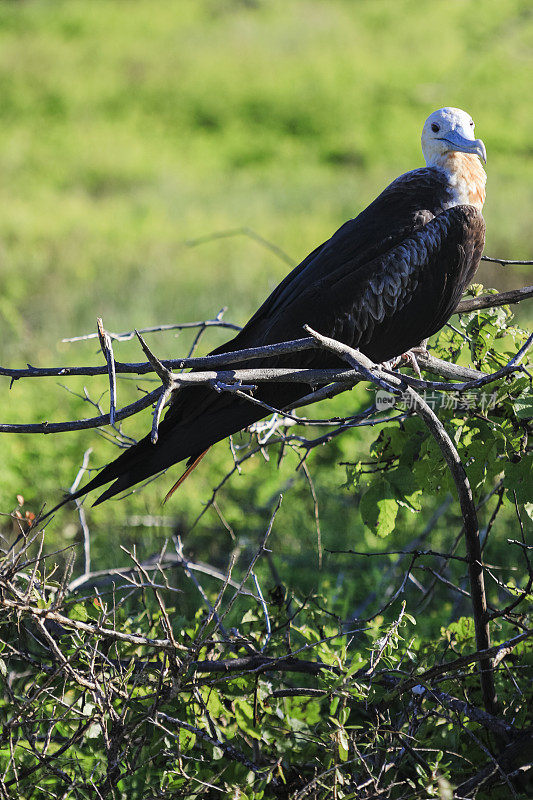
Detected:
[42,382,300,518]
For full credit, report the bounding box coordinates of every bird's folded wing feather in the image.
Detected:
[240,203,485,364]
[212,209,436,355]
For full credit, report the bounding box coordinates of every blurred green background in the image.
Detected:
[0,0,532,576]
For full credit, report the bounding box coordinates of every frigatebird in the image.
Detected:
[52,107,487,510]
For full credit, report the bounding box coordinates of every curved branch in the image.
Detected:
[403,386,496,713]
[303,325,497,714]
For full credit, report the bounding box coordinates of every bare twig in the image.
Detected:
[0,387,162,434]
[481,256,533,266]
[63,314,242,344]
[251,571,271,651]
[134,330,174,443]
[456,285,533,313]
[96,318,118,425]
[217,495,282,631]
[185,225,294,266]
[69,448,93,577]
[67,548,252,595]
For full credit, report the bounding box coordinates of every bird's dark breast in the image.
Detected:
[338,206,485,363]
[202,186,484,407]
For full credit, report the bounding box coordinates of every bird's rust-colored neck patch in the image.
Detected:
[436,152,487,211]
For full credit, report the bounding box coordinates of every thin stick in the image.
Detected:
[251,572,271,651]
[63,313,241,343]
[96,318,117,425]
[217,496,282,629]
[134,330,175,444]
[69,448,93,577]
[185,225,294,266]
[455,285,533,313]
[481,256,533,266]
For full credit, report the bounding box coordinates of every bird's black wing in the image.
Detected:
[213,168,444,355]
[268,204,485,363]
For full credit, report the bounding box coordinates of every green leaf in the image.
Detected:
[387,466,423,511]
[234,699,261,740]
[69,603,89,622]
[442,617,475,648]
[337,728,349,761]
[360,479,398,537]
[505,455,533,504]
[179,728,196,750]
[338,706,349,726]
[513,393,533,419]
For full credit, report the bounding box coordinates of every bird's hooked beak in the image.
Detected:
[440,129,487,163]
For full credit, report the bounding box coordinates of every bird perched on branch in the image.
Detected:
[51,106,487,511]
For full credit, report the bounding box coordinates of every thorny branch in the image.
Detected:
[0,330,530,436]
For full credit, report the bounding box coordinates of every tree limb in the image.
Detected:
[456,285,533,313]
[302,325,499,714]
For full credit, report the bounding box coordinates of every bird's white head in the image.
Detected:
[421,107,486,166]
[421,107,487,210]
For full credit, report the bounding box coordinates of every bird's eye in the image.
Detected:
[470,120,474,127]
[431,123,440,133]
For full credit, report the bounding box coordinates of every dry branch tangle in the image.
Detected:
[1,537,531,795]
[2,427,532,800]
[0,330,530,436]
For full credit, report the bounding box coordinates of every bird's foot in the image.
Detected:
[382,343,428,379]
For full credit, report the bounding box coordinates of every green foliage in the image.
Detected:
[348,303,531,545]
